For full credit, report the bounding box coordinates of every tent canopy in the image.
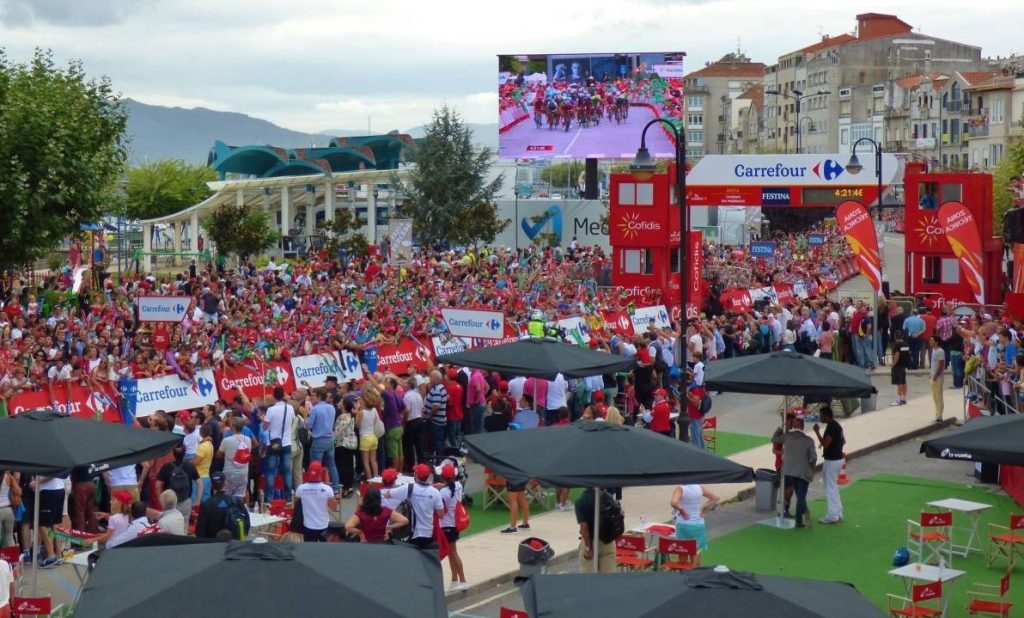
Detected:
[920,413,1024,466]
[704,351,876,398]
[435,338,636,379]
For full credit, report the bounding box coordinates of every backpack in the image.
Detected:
[167,461,191,501]
[651,342,669,376]
[597,490,625,544]
[389,484,414,542]
[222,496,248,540]
[698,392,713,416]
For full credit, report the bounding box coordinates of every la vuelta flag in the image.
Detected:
[836,201,882,292]
[937,201,986,304]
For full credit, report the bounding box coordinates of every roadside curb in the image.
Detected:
[444,415,956,600]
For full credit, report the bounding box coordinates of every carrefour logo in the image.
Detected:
[487,319,501,331]
[522,205,562,243]
[618,212,661,240]
[193,377,214,397]
[812,159,844,181]
[344,353,360,373]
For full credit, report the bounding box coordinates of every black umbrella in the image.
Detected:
[519,568,885,618]
[465,420,753,571]
[0,409,180,593]
[74,541,448,618]
[0,409,181,476]
[435,337,635,379]
[920,413,1024,466]
[465,419,753,487]
[704,351,876,398]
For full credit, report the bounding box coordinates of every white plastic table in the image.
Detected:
[888,563,966,618]
[69,548,96,587]
[367,474,415,486]
[247,512,286,539]
[927,498,993,557]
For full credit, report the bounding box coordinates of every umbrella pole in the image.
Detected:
[32,476,40,595]
[757,396,795,530]
[592,487,600,573]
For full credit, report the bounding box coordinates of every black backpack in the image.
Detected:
[222,496,248,540]
[389,484,414,542]
[167,461,191,501]
[651,342,670,376]
[698,391,713,416]
[597,490,625,544]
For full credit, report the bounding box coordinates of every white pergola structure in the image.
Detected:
[138,168,409,272]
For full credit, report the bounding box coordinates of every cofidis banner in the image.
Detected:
[836,201,882,292]
[937,201,986,304]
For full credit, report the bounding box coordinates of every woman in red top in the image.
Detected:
[344,487,408,543]
[648,389,672,437]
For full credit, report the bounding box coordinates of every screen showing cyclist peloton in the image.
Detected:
[497,52,685,160]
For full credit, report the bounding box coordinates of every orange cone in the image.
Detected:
[837,452,850,485]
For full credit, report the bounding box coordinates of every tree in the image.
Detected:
[992,138,1024,235]
[0,49,128,268]
[395,104,507,247]
[540,161,585,190]
[319,208,370,259]
[123,159,216,220]
[203,203,279,263]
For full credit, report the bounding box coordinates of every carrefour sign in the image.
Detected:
[687,153,899,187]
[442,308,504,340]
[137,296,189,322]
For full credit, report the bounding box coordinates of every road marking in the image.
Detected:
[451,587,518,613]
[563,128,583,155]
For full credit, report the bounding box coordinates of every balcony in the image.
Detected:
[884,106,909,118]
[967,115,989,138]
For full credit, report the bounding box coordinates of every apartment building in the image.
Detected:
[761,13,985,156]
[683,52,765,158]
[725,85,764,153]
[965,75,1018,170]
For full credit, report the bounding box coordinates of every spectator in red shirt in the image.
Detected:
[647,389,672,436]
[444,369,465,451]
[685,377,708,450]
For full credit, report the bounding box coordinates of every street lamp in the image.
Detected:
[631,118,686,366]
[845,137,885,369]
[765,88,830,154]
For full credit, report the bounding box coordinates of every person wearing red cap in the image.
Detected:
[646,389,672,437]
[295,461,338,542]
[438,464,467,590]
[443,369,465,451]
[385,463,443,550]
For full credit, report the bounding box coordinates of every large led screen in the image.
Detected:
[498,52,685,159]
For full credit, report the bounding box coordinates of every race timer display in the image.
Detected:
[801,187,865,204]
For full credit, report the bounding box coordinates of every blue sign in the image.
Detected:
[521,204,563,244]
[761,188,791,206]
[356,348,374,374]
[750,241,777,257]
[808,233,825,247]
[812,159,845,181]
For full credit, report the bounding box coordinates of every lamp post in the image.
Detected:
[765,89,830,154]
[845,137,885,369]
[630,118,686,367]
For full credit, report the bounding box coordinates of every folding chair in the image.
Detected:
[987,514,1024,570]
[967,572,1013,617]
[483,468,510,511]
[657,537,700,572]
[702,416,718,453]
[887,580,942,618]
[0,545,22,585]
[907,511,953,567]
[615,534,654,572]
[499,608,528,618]
[526,479,552,509]
[11,595,62,617]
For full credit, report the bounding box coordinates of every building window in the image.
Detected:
[636,183,654,206]
[643,249,654,274]
[618,183,635,205]
[670,248,682,273]
[622,249,642,274]
[991,99,1004,124]
[851,123,873,143]
[687,113,703,126]
[688,131,704,144]
[686,95,704,110]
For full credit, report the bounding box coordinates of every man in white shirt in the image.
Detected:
[262,386,296,502]
[108,501,153,548]
[402,464,444,550]
[294,462,338,542]
[403,377,429,467]
[105,465,139,513]
[508,375,526,404]
[545,373,568,425]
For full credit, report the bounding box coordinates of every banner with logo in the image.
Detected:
[603,310,635,337]
[441,308,505,340]
[8,384,121,422]
[630,305,671,331]
[749,241,776,258]
[375,338,434,374]
[122,369,218,418]
[774,284,796,307]
[431,334,473,357]
[137,296,190,323]
[389,218,414,264]
[556,316,592,345]
[687,230,703,320]
[719,288,753,313]
[836,201,882,292]
[937,200,986,304]
[472,323,524,348]
[214,361,295,402]
[808,233,825,247]
[290,351,363,388]
[1014,244,1024,294]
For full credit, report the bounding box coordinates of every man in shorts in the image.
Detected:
[381,378,406,472]
[217,416,253,499]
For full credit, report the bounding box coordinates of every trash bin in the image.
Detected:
[861,393,877,413]
[518,537,554,578]
[754,468,779,512]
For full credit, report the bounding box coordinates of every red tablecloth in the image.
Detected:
[1000,464,1024,508]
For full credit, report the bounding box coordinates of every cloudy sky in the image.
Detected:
[1,0,1021,132]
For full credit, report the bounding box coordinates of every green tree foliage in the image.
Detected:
[395,105,507,247]
[0,49,128,268]
[319,208,370,259]
[992,138,1024,235]
[123,159,216,220]
[203,203,279,262]
[540,161,585,190]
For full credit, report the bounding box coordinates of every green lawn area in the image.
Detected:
[462,488,583,536]
[702,473,1023,613]
[714,431,770,457]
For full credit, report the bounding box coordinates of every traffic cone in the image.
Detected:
[837,452,850,485]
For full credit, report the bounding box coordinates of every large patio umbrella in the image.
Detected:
[0,409,180,593]
[465,420,753,570]
[435,337,636,379]
[519,568,885,618]
[920,413,1024,466]
[73,541,447,618]
[704,352,876,529]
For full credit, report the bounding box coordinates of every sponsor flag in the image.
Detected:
[687,230,703,320]
[1014,244,1024,294]
[836,201,882,292]
[937,201,986,304]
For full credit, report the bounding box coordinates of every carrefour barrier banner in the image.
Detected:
[441,308,505,340]
[123,370,218,418]
[556,316,592,345]
[8,384,121,422]
[630,305,671,330]
[290,351,363,388]
[836,201,882,293]
[137,295,189,322]
[937,201,986,304]
[376,338,434,374]
[214,361,295,402]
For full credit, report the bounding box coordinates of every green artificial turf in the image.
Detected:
[462,488,584,536]
[713,431,771,457]
[701,473,1023,612]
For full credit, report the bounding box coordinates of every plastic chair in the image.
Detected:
[702,416,718,453]
[499,608,529,618]
[615,534,654,572]
[657,537,700,572]
[887,580,942,617]
[967,572,1012,617]
[483,468,510,511]
[987,514,1024,570]
[907,511,953,567]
